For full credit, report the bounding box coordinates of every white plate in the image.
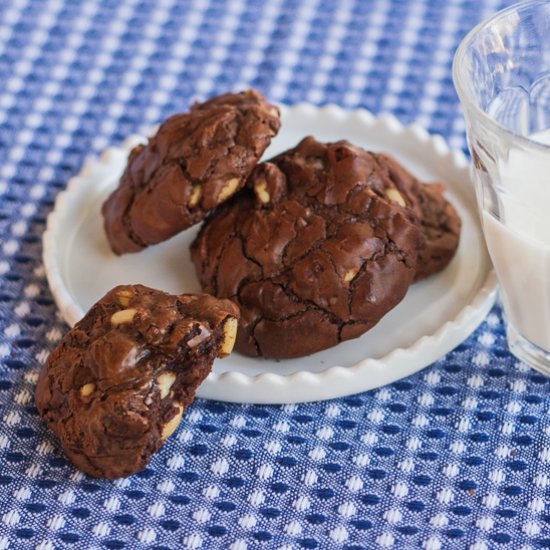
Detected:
[43,105,497,404]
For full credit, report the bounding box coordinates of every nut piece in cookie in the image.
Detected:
[191,137,426,359]
[34,284,239,479]
[102,89,281,255]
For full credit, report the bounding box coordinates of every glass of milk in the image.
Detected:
[453,0,550,374]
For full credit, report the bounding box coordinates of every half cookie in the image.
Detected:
[35,284,239,478]
[191,138,426,359]
[102,89,281,254]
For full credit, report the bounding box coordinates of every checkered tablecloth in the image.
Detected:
[1,0,549,548]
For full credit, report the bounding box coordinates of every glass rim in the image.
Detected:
[452,0,550,153]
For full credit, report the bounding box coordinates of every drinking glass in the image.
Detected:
[453,0,550,374]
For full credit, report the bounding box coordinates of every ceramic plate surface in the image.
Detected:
[43,105,497,404]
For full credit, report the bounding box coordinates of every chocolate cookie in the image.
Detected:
[371,153,461,280]
[34,284,239,479]
[102,89,281,255]
[191,137,426,359]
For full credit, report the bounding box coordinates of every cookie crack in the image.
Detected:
[278,284,345,328]
[235,225,265,280]
[119,172,148,249]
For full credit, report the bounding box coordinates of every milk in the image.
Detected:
[481,129,550,351]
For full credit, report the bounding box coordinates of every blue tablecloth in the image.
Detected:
[1,0,549,548]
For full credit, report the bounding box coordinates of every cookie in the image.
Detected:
[102,89,281,255]
[34,284,239,479]
[370,153,461,280]
[191,137,426,359]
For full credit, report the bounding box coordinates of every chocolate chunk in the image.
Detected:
[191,137,426,359]
[34,284,239,479]
[102,89,281,255]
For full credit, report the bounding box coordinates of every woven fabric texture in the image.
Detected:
[1,0,548,549]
